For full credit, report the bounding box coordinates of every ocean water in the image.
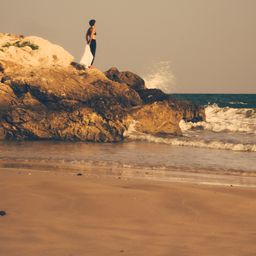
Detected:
[125,94,256,152]
[0,94,255,186]
[171,94,256,109]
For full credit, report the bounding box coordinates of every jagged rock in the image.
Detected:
[136,88,169,103]
[130,88,205,122]
[105,67,146,91]
[126,101,182,135]
[2,63,141,108]
[0,62,142,141]
[0,82,17,115]
[105,69,205,122]
[167,99,206,122]
[1,106,126,142]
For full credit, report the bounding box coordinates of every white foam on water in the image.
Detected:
[124,121,256,152]
[143,61,176,93]
[180,104,256,134]
[229,101,248,105]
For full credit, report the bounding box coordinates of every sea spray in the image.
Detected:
[143,61,176,93]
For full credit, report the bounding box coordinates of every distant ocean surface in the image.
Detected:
[171,94,256,109]
[0,94,255,186]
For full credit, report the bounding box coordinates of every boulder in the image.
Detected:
[126,101,182,136]
[105,67,146,91]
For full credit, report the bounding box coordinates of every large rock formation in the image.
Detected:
[0,64,142,141]
[0,33,205,142]
[0,33,73,67]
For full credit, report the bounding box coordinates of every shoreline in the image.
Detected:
[0,168,256,256]
[1,158,256,188]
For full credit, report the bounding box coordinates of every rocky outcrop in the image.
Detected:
[0,62,142,142]
[0,33,205,142]
[105,67,146,91]
[126,101,182,135]
[0,33,73,67]
[105,69,205,122]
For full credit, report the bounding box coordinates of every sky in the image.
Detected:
[0,0,255,93]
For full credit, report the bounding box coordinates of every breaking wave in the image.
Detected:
[124,105,256,152]
[124,127,256,152]
[180,104,256,134]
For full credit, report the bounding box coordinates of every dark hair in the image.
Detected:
[89,19,96,27]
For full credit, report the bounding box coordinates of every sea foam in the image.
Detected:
[124,112,256,152]
[124,126,256,152]
[180,104,256,134]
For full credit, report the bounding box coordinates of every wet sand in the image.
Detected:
[0,169,256,256]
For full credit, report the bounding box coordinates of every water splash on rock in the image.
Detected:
[143,61,176,93]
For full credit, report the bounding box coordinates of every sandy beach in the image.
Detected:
[0,169,255,256]
[1,1,256,256]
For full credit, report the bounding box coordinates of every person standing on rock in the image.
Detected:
[86,19,97,68]
[80,19,97,68]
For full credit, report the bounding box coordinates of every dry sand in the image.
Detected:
[0,169,255,256]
